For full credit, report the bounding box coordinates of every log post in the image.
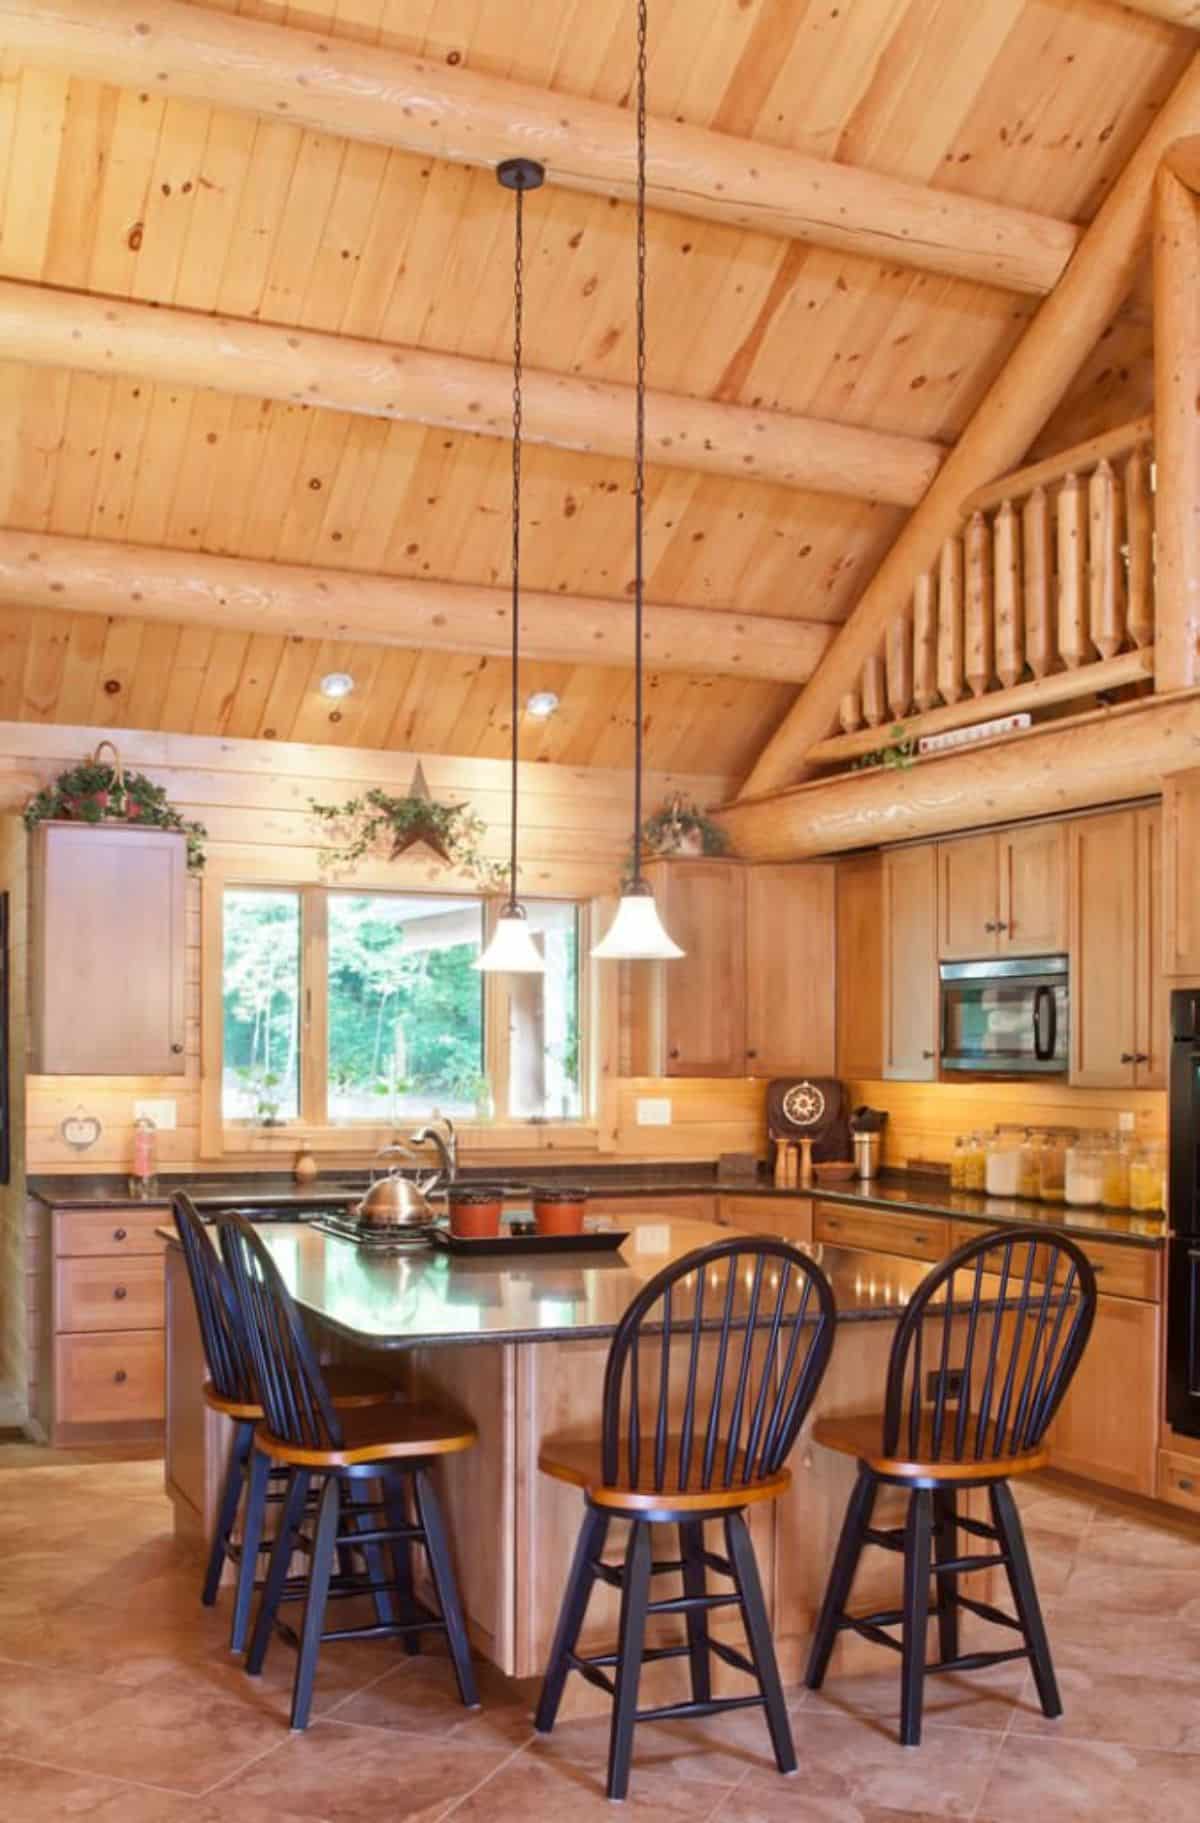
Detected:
[993,499,1025,687]
[964,512,995,698]
[1154,159,1200,692]
[1125,447,1155,649]
[937,535,966,705]
[912,573,939,711]
[839,691,863,735]
[886,615,914,721]
[862,655,887,728]
[1057,473,1090,669]
[1022,486,1055,678]
[1088,459,1126,659]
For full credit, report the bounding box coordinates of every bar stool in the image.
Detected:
[216,1212,480,1730]
[171,1193,395,1652]
[806,1225,1098,1746]
[535,1236,837,1801]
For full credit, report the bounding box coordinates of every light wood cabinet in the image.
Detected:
[587,1194,717,1227]
[883,844,939,1081]
[744,863,836,1077]
[1163,767,1200,977]
[719,1195,812,1240]
[627,859,746,1077]
[939,825,1066,960]
[1070,807,1162,1088]
[30,822,188,1074]
[836,854,884,1078]
[1047,1293,1160,1497]
[813,1201,949,1262]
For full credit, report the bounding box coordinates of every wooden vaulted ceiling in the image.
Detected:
[0,0,1188,777]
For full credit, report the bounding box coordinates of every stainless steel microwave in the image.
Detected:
[939,955,1069,1076]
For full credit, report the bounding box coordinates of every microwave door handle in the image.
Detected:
[1033,984,1056,1061]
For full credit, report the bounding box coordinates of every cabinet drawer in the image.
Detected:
[1159,1449,1200,1513]
[54,1331,164,1423]
[55,1207,169,1258]
[720,1196,813,1241]
[588,1195,716,1226]
[814,1203,949,1262]
[949,1220,1159,1301]
[56,1256,165,1333]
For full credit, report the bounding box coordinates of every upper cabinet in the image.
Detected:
[744,863,836,1078]
[883,844,939,1081]
[836,853,883,1079]
[1069,807,1162,1090]
[31,824,188,1075]
[1163,769,1200,978]
[628,858,836,1079]
[939,824,1066,960]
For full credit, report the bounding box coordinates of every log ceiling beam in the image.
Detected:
[0,0,1080,295]
[0,528,832,685]
[0,280,943,508]
[1113,3,1200,27]
[739,50,1200,799]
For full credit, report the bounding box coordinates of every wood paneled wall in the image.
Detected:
[847,1078,1167,1172]
[0,814,28,1415]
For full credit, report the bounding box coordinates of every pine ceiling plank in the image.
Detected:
[296,137,391,332]
[87,378,155,543]
[1,68,68,280]
[171,108,258,310]
[189,626,251,732]
[259,129,351,325]
[129,96,216,304]
[312,638,391,747]
[46,372,117,539]
[0,604,35,720]
[122,381,197,548]
[256,632,319,741]
[306,412,393,566]
[20,606,73,721]
[161,389,239,550]
[376,423,474,575]
[348,644,422,751]
[338,418,430,574]
[337,146,447,340]
[156,620,215,732]
[219,631,287,739]
[84,87,169,298]
[197,393,277,556]
[123,616,183,727]
[0,57,24,250]
[272,406,356,565]
[284,636,359,745]
[228,402,318,561]
[51,608,109,726]
[41,79,117,289]
[211,117,305,319]
[87,613,145,727]
[387,164,512,357]
[7,366,71,532]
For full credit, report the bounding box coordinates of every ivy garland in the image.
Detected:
[308,786,509,891]
[23,754,207,870]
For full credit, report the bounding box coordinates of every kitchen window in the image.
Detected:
[218,883,585,1131]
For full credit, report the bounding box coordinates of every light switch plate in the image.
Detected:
[134,1098,178,1131]
[636,1097,672,1126]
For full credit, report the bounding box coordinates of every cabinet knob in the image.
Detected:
[668,1047,680,1060]
[1180,1476,1195,1493]
[921,1049,936,1059]
[1120,1052,1134,1064]
[984,920,997,932]
[113,1286,127,1301]
[113,1227,127,1242]
[1135,1052,1149,1064]
[995,920,1009,932]
[171,1042,184,1055]
[746,1049,758,1060]
[113,1369,127,1385]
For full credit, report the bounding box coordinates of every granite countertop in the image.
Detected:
[33,1161,1166,1248]
[164,1216,999,1349]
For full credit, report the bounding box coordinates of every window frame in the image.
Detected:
[201,856,603,1159]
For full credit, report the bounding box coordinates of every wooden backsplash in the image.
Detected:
[846,1078,1167,1170]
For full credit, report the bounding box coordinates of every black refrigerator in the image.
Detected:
[1168,988,1200,1435]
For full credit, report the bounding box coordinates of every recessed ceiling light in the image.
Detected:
[526,690,560,718]
[319,672,355,700]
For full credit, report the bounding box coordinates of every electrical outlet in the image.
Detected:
[1118,1110,1136,1133]
[636,1097,672,1126]
[134,1098,177,1131]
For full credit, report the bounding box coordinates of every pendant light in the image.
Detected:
[475,157,548,975]
[592,0,683,962]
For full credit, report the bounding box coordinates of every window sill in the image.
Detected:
[213,1120,603,1160]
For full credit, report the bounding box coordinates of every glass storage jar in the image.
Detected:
[950,1136,967,1191]
[1129,1142,1167,1214]
[1018,1133,1043,1200]
[964,1132,987,1192]
[1038,1135,1068,1204]
[1065,1137,1105,1207]
[1101,1137,1131,1210]
[986,1133,1024,1198]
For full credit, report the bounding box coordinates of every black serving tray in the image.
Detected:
[429,1219,629,1257]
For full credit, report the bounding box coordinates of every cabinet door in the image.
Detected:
[744,864,835,1077]
[999,822,1067,956]
[1047,1294,1160,1496]
[938,835,997,959]
[1070,811,1138,1087]
[1135,808,1167,1089]
[31,823,188,1074]
[645,861,746,1076]
[720,1195,812,1240]
[836,854,884,1078]
[883,845,939,1081]
[1163,769,1200,977]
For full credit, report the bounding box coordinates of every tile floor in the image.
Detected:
[0,1447,1198,1819]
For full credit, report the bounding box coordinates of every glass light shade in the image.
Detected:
[474,906,547,974]
[591,885,685,960]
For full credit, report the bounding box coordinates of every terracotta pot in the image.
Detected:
[532,1189,588,1237]
[447,1188,503,1240]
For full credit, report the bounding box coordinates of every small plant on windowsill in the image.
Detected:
[451,1069,494,1124]
[237,1067,285,1128]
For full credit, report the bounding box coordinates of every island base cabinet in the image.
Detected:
[1046,1293,1160,1497]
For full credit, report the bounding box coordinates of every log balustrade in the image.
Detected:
[815,417,1156,767]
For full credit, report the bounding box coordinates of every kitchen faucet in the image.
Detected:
[411,1115,457,1187]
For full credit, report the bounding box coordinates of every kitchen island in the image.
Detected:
[164,1214,1013,1699]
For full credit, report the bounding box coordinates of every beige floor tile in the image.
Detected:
[0,1661,126,1755]
[0,1754,315,1822]
[734,1713,1003,1819]
[976,1736,1200,1823]
[1082,1512,1200,1572]
[712,1783,949,1823]
[0,1597,229,1684]
[227,1718,514,1820]
[1009,1639,1200,1751]
[331,1652,537,1746]
[529,1697,801,1787]
[805,1663,1026,1735]
[442,1749,731,1820]
[1055,1561,1200,1622]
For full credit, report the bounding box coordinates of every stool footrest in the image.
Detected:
[956,1513,1001,1542]
[709,1638,756,1677]
[566,1652,618,1698]
[933,1552,1006,1575]
[955,1593,1022,1631]
[863,1526,905,1554]
[635,1694,764,1726]
[646,1591,740,1617]
[929,1646,1030,1675]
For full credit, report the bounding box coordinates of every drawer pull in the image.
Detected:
[113,1369,127,1384]
[113,1286,127,1300]
[113,1227,127,1241]
[913,1234,928,1245]
[824,1217,842,1230]
[1179,1477,1195,1493]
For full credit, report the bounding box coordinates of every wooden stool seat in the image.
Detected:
[539,1435,792,1512]
[811,1413,1048,1483]
[203,1362,398,1422]
[255,1399,476,1469]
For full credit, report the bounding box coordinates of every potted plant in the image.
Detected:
[636,796,730,864]
[23,740,207,869]
[237,1067,284,1127]
[309,762,505,889]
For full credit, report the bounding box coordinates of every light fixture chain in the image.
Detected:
[633,0,648,885]
[509,174,525,910]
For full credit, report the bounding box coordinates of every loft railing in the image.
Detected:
[808,416,1155,768]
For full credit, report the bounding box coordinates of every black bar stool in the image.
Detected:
[216,1212,480,1731]
[807,1225,1098,1746]
[172,1193,395,1652]
[535,1235,837,1801]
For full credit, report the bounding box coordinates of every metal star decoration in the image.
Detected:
[389,762,464,865]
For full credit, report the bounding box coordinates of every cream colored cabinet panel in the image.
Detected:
[744,864,835,1077]
[836,854,884,1079]
[883,845,939,1081]
[627,860,746,1078]
[1163,769,1200,978]
[999,822,1067,956]
[1136,808,1167,1089]
[938,835,997,960]
[1070,811,1138,1088]
[1047,1294,1160,1496]
[31,822,187,1075]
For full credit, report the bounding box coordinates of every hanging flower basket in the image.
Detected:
[22,740,207,870]
[309,762,508,890]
